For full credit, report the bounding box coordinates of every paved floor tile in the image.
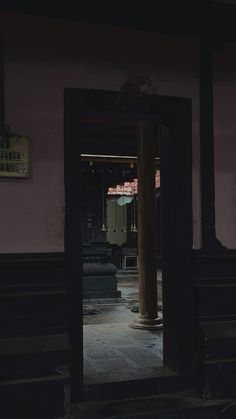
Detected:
[83,272,163,384]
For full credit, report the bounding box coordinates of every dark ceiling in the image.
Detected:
[0,2,236,40]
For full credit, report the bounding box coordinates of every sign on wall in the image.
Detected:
[0,135,30,178]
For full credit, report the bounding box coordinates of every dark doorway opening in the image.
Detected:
[80,123,163,387]
[64,88,193,402]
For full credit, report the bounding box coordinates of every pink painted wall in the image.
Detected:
[0,13,201,252]
[214,44,236,248]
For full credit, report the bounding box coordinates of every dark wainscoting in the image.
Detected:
[193,250,236,399]
[0,252,71,417]
[193,250,236,279]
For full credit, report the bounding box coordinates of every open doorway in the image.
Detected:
[81,145,163,386]
[64,88,193,402]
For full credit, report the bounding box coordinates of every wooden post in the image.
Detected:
[130,121,162,330]
[200,3,224,249]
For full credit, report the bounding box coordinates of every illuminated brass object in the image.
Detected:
[0,135,30,178]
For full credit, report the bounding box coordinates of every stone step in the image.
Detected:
[75,391,232,419]
[117,271,139,277]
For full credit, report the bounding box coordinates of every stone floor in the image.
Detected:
[83,270,163,385]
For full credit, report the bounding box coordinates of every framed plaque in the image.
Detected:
[0,135,30,178]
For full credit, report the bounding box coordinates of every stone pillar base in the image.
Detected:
[129,314,163,331]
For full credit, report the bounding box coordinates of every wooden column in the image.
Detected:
[130,121,162,330]
[200,3,224,249]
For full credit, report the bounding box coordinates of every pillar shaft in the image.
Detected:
[137,121,157,319]
[129,120,162,330]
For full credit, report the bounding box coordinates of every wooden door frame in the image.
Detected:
[64,88,193,402]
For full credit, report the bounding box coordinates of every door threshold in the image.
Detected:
[83,367,192,401]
